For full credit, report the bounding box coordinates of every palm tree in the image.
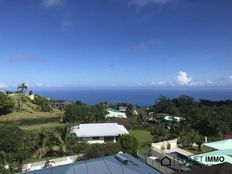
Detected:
[17,83,28,110]
[35,127,72,158]
[17,83,28,94]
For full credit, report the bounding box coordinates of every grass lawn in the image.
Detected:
[129,130,154,155]
[0,111,63,122]
[0,94,64,129]
[20,122,66,130]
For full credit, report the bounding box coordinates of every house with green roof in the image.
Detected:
[190,139,232,166]
[105,108,127,119]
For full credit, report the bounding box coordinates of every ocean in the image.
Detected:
[36,88,232,106]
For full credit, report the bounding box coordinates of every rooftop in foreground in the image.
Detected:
[204,139,232,150]
[19,153,161,174]
[175,162,232,174]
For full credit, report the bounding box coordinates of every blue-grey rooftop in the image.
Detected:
[20,153,161,174]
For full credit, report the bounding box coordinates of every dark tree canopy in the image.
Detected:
[153,96,177,115]
[64,103,106,123]
[118,134,138,156]
[0,93,15,115]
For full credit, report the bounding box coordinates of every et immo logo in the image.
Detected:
[192,155,225,163]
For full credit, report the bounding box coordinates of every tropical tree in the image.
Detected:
[35,127,72,158]
[35,96,52,112]
[118,134,138,156]
[153,96,177,115]
[16,83,28,110]
[17,83,28,94]
[91,104,106,122]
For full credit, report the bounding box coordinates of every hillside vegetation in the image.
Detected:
[0,93,64,129]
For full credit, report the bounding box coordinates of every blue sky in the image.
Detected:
[0,0,232,89]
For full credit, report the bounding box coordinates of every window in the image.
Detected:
[92,137,100,140]
[104,137,114,142]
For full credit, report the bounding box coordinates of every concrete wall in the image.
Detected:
[83,136,116,144]
[151,139,178,151]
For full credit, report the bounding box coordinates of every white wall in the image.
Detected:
[105,110,127,118]
[83,137,116,144]
[151,139,178,151]
[22,155,83,172]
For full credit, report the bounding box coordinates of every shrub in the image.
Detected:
[118,134,138,156]
[84,143,121,159]
[35,96,52,112]
[0,93,15,115]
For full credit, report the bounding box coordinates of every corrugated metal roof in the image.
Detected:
[71,123,129,137]
[20,153,161,174]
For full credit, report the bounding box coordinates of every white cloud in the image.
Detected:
[177,71,192,85]
[230,76,232,82]
[0,82,8,89]
[35,83,44,87]
[157,80,166,85]
[189,80,213,87]
[206,80,213,84]
[129,0,176,8]
[41,0,64,8]
[150,80,169,86]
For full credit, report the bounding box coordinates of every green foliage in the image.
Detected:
[0,125,32,172]
[91,104,106,122]
[64,105,89,122]
[172,95,196,117]
[126,105,133,117]
[84,143,121,159]
[17,83,28,94]
[34,126,72,158]
[0,125,25,154]
[64,104,106,123]
[179,125,200,147]
[150,124,170,142]
[0,93,15,115]
[118,134,138,156]
[35,96,52,112]
[153,96,177,115]
[151,95,232,141]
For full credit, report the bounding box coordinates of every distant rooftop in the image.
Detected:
[71,123,129,137]
[19,153,161,174]
[106,108,123,113]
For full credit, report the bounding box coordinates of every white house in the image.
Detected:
[71,123,129,144]
[105,108,127,119]
[164,116,184,122]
